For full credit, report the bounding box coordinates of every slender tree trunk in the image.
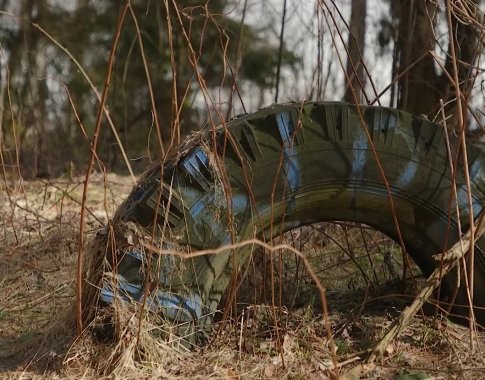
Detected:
[14,0,36,176]
[0,56,6,146]
[344,0,367,103]
[274,0,287,103]
[443,0,482,124]
[397,0,441,116]
[29,1,49,178]
[396,0,481,118]
[32,41,49,178]
[11,0,50,177]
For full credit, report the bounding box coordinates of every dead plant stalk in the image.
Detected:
[367,211,485,362]
[76,1,130,335]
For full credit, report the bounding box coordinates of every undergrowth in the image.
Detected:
[1,177,484,379]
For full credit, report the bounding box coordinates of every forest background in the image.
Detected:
[0,0,483,179]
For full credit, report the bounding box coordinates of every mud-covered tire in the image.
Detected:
[100,101,485,331]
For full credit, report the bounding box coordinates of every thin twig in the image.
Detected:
[129,4,165,157]
[76,2,130,335]
[446,0,477,342]
[367,211,485,363]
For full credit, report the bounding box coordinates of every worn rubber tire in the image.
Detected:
[102,101,485,330]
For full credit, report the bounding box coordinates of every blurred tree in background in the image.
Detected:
[381,0,482,117]
[0,0,298,177]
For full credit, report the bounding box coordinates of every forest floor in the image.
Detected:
[1,175,484,379]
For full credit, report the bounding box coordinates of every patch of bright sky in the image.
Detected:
[222,0,394,113]
[220,0,483,124]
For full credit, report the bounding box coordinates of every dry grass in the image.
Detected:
[1,176,484,379]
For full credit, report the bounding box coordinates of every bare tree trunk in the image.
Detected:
[396,0,481,118]
[397,0,441,116]
[443,0,482,124]
[274,0,287,103]
[12,0,50,177]
[344,0,367,103]
[0,0,11,140]
[32,40,49,178]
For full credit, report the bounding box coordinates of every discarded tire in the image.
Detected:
[97,101,485,334]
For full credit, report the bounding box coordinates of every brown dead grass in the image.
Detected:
[1,176,484,379]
